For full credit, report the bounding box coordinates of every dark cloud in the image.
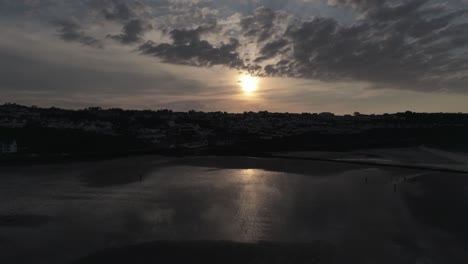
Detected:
[50,1,152,46]
[87,0,144,21]
[166,19,218,45]
[240,7,289,43]
[139,34,245,69]
[244,1,468,92]
[370,0,432,21]
[108,19,152,44]
[52,20,102,48]
[139,20,247,69]
[87,0,153,44]
[103,2,134,21]
[255,38,289,62]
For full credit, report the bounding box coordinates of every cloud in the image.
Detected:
[86,0,154,44]
[87,0,146,20]
[255,38,289,62]
[5,0,468,94]
[137,18,255,70]
[240,7,291,43]
[102,1,135,21]
[0,47,182,95]
[0,30,212,111]
[327,0,384,12]
[270,0,468,91]
[108,19,153,44]
[129,1,468,92]
[139,34,246,69]
[0,0,57,9]
[52,19,102,48]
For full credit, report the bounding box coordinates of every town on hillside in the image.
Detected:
[1,103,468,157]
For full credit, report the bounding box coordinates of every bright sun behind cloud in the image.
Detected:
[240,75,258,94]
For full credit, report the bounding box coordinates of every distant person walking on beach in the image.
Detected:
[139,173,143,182]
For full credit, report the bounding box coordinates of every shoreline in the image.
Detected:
[2,147,468,175]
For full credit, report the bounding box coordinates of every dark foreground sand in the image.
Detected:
[75,241,333,264]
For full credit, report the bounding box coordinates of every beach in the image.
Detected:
[1,150,467,263]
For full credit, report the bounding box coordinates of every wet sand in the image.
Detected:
[0,154,467,263]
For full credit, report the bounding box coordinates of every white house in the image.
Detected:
[0,140,17,154]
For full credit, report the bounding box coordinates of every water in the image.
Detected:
[0,156,467,263]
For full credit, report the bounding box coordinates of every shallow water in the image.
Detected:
[0,156,467,263]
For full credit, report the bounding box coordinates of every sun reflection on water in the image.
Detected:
[236,168,273,241]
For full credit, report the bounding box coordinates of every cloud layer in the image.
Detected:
[44,0,467,92]
[1,0,468,101]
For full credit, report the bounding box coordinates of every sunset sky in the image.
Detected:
[1,0,468,113]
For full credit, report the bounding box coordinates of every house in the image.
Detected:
[0,140,17,154]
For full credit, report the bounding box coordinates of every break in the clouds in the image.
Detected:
[1,0,468,112]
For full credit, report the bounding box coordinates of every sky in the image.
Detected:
[1,0,468,114]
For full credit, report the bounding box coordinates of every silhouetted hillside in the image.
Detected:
[1,103,468,160]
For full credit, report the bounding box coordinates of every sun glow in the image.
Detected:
[240,75,258,93]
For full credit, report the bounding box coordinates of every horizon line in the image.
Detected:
[2,102,468,116]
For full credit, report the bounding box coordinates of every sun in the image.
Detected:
[239,75,258,93]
